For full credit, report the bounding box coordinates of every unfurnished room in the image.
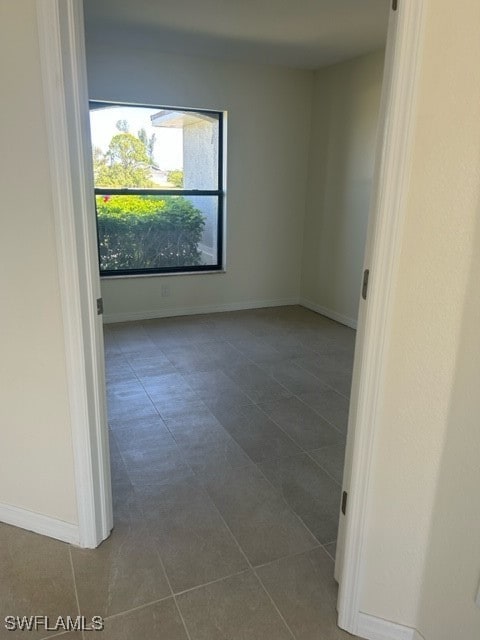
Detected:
[2,2,480,640]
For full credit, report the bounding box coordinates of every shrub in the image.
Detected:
[96,195,205,270]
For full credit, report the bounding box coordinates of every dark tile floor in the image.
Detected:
[0,306,358,640]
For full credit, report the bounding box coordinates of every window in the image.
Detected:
[89,102,224,276]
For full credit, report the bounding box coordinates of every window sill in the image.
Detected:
[100,269,227,281]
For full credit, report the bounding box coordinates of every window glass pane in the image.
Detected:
[90,104,220,190]
[96,194,219,271]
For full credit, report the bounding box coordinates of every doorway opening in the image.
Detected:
[37,0,428,637]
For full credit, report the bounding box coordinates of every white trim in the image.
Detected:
[357,613,424,640]
[337,0,428,634]
[300,298,357,329]
[103,298,300,324]
[0,503,79,546]
[36,0,111,548]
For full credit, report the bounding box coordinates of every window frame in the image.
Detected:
[90,100,224,277]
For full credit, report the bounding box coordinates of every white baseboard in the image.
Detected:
[300,298,358,329]
[0,502,79,545]
[103,297,300,324]
[357,613,424,640]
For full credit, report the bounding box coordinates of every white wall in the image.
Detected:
[301,50,385,328]
[0,1,77,524]
[85,43,313,322]
[360,1,480,637]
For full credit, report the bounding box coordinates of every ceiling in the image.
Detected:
[83,0,390,69]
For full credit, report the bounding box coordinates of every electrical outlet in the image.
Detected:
[161,284,170,298]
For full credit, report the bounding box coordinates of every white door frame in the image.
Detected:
[337,0,428,636]
[36,0,112,548]
[35,0,429,628]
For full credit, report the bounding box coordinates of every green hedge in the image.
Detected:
[96,195,205,270]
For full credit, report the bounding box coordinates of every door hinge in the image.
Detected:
[392,0,398,10]
[362,269,370,300]
[341,491,348,516]
[96,297,104,315]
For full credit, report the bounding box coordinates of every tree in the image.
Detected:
[138,127,157,166]
[116,119,129,133]
[167,169,184,188]
[93,132,155,188]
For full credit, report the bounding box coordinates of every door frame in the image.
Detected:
[36,0,429,628]
[37,0,112,548]
[336,0,428,635]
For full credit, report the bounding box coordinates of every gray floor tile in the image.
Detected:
[120,427,194,487]
[182,371,255,412]
[312,342,355,371]
[164,341,249,373]
[299,388,350,434]
[183,370,245,395]
[259,454,342,543]
[140,372,197,403]
[180,437,253,475]
[140,481,248,593]
[111,417,172,456]
[163,404,253,473]
[198,466,318,566]
[103,328,122,354]
[109,413,169,435]
[111,325,156,354]
[228,336,287,364]
[161,344,218,373]
[105,354,134,384]
[295,356,353,398]
[177,571,293,640]
[224,363,292,403]
[212,404,302,462]
[125,351,176,378]
[260,397,345,450]
[257,547,356,640]
[152,390,202,414]
[0,525,77,640]
[195,340,250,365]
[99,598,188,640]
[156,398,211,422]
[70,519,170,621]
[310,444,346,485]
[107,382,158,420]
[261,361,329,395]
[201,390,254,413]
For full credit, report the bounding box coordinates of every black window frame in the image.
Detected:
[90,100,224,277]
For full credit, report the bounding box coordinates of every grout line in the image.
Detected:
[100,594,173,622]
[293,357,351,401]
[172,596,194,640]
[251,459,323,546]
[322,542,337,562]
[172,567,251,598]
[252,542,323,571]
[304,450,343,488]
[68,547,81,618]
[253,571,298,640]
